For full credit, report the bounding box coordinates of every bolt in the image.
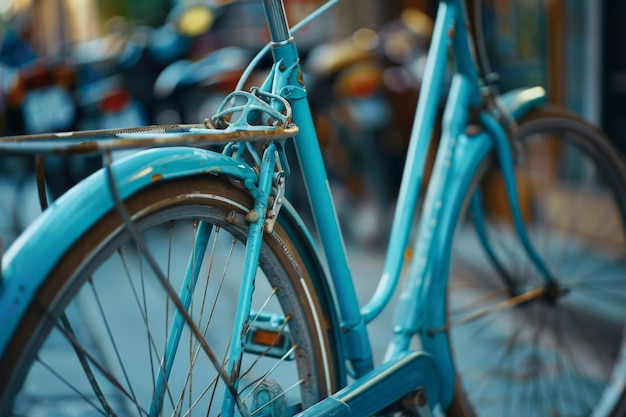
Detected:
[246,210,259,223]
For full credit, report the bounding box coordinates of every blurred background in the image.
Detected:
[0,0,624,248]
[0,0,622,135]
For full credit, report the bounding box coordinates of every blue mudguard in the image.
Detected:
[499,86,547,121]
[0,147,257,354]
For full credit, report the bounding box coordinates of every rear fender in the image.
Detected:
[1,144,344,384]
[499,86,547,121]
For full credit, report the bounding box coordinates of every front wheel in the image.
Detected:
[0,176,340,416]
[447,106,626,416]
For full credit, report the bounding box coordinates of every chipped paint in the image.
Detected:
[129,167,154,182]
[151,173,164,182]
[0,123,298,156]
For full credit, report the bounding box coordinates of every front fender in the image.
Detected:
[500,86,547,121]
[0,146,257,353]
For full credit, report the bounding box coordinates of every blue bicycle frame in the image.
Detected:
[252,0,550,412]
[0,0,551,414]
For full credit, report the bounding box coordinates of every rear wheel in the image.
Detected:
[447,106,626,416]
[0,176,340,416]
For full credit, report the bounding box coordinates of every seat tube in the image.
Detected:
[262,0,291,43]
[262,5,375,373]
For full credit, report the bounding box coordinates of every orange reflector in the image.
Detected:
[252,329,282,347]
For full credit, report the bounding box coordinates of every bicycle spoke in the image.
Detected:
[179,375,220,417]
[249,378,304,417]
[171,230,235,414]
[49,315,149,415]
[104,160,250,417]
[59,314,118,416]
[240,321,290,385]
[566,252,626,285]
[195,225,222,339]
[468,322,524,406]
[450,113,625,417]
[550,308,592,413]
[36,357,110,417]
[448,288,509,317]
[545,189,582,274]
[116,249,177,411]
[86,277,143,413]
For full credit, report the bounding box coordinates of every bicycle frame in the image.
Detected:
[0,0,552,415]
[254,0,550,412]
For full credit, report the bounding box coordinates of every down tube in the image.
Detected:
[421,130,492,408]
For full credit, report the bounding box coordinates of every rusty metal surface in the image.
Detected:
[0,124,299,155]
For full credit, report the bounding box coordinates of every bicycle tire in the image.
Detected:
[446,105,626,417]
[0,175,340,416]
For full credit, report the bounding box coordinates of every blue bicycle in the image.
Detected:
[1,0,625,416]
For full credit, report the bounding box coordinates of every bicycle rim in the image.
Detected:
[447,107,626,417]
[0,176,338,416]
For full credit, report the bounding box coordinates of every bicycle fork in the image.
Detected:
[383,74,557,410]
[473,112,555,286]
